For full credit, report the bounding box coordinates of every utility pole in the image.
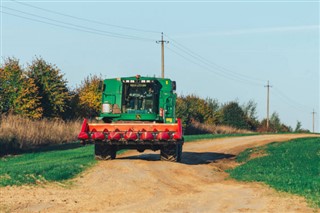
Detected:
[156,32,169,78]
[265,81,272,131]
[312,109,316,133]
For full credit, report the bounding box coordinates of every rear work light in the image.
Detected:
[102,103,112,113]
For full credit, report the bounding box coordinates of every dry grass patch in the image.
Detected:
[0,114,81,155]
[190,121,252,134]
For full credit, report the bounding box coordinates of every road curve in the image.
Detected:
[1,134,319,213]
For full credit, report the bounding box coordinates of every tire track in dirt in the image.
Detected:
[1,134,319,213]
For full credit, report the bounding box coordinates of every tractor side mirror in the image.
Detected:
[98,80,104,91]
[172,81,176,91]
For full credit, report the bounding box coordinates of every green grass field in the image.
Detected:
[0,145,96,186]
[184,133,257,142]
[228,137,320,208]
[0,133,256,187]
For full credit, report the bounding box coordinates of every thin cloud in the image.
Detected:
[173,25,319,38]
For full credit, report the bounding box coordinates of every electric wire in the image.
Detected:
[166,46,263,86]
[271,92,309,114]
[268,91,315,131]
[273,87,314,112]
[3,2,270,87]
[1,10,130,39]
[11,0,160,34]
[169,42,263,86]
[3,2,316,121]
[165,34,314,114]
[164,33,265,85]
[167,40,315,116]
[1,6,155,42]
[170,41,265,85]
[1,11,153,41]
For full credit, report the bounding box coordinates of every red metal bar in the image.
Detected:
[92,132,105,140]
[124,131,138,141]
[87,122,180,132]
[78,119,183,141]
[140,132,154,141]
[80,119,88,132]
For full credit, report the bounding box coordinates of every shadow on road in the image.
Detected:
[118,153,160,161]
[117,152,235,165]
[180,152,234,165]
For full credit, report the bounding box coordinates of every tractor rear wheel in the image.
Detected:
[95,143,116,160]
[161,144,181,162]
[177,144,183,162]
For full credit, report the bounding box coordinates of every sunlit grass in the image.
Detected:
[184,133,258,142]
[228,137,320,208]
[0,145,95,186]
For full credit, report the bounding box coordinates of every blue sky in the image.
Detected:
[1,0,319,132]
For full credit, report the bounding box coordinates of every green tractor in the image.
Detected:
[78,75,183,162]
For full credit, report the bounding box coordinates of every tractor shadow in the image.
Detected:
[118,152,235,165]
[181,152,235,165]
[118,153,160,161]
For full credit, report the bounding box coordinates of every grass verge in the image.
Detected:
[184,133,258,142]
[228,137,320,208]
[0,145,96,186]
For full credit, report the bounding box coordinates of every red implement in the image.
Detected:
[78,119,183,142]
[140,132,154,141]
[124,131,138,141]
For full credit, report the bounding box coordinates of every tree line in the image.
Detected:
[0,57,101,120]
[0,57,308,133]
[176,95,303,133]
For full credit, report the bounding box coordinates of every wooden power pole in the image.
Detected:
[156,32,169,78]
[265,81,272,131]
[312,109,316,133]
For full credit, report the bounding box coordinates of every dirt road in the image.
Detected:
[1,134,319,213]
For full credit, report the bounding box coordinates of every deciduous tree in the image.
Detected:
[75,74,102,118]
[0,58,22,113]
[221,101,249,130]
[27,57,70,118]
[242,100,259,130]
[0,58,42,119]
[14,76,43,119]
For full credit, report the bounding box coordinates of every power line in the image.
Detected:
[167,38,314,115]
[1,10,150,41]
[1,6,155,42]
[167,39,314,125]
[169,42,263,86]
[170,41,265,84]
[271,91,309,114]
[1,6,154,41]
[164,33,265,86]
[167,39,261,87]
[11,0,160,34]
[270,87,317,132]
[3,1,316,128]
[165,34,314,118]
[273,87,313,112]
[271,86,314,115]
[167,47,261,87]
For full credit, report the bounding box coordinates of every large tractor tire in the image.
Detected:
[177,143,183,162]
[95,143,117,160]
[161,144,182,162]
